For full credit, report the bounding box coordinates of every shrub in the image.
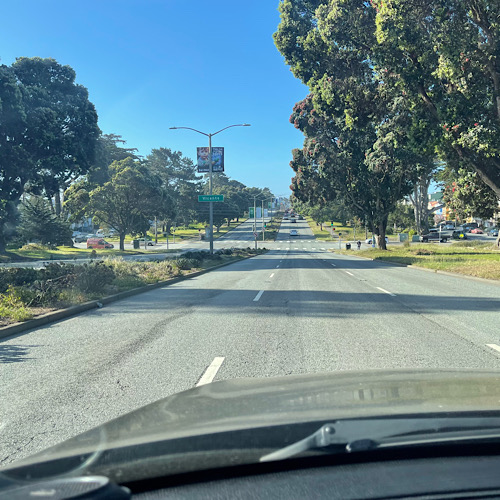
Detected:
[75,262,115,293]
[175,257,199,270]
[0,267,39,293]
[0,286,33,322]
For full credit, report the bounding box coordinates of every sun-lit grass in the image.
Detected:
[4,243,177,262]
[305,217,366,241]
[336,242,500,280]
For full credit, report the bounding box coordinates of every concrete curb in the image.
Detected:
[0,255,254,341]
[331,251,500,286]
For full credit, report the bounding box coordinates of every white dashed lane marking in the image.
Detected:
[376,287,396,297]
[196,357,225,386]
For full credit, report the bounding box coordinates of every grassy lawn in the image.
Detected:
[2,244,179,263]
[306,217,367,241]
[335,241,500,280]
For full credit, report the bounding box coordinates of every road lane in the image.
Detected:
[1,219,500,468]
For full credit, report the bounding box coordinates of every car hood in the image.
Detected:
[6,369,500,469]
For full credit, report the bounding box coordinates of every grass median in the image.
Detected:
[305,217,371,242]
[0,243,179,263]
[0,248,267,327]
[335,241,500,281]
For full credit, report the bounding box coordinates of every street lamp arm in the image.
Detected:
[169,126,209,137]
[212,123,251,136]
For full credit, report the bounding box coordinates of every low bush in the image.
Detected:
[75,262,115,293]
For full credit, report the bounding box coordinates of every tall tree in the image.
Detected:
[275,0,420,248]
[65,158,172,250]
[88,134,140,186]
[18,196,73,246]
[0,65,32,252]
[145,147,202,230]
[374,0,500,199]
[13,57,99,214]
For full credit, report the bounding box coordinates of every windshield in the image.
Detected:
[1,0,500,481]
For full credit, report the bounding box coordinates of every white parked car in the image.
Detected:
[365,237,389,244]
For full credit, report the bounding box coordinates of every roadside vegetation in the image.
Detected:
[0,248,266,327]
[336,242,500,281]
[306,217,378,242]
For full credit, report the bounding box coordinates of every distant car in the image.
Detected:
[138,238,156,246]
[470,228,483,234]
[290,229,298,236]
[87,238,114,249]
[291,218,296,223]
[365,237,388,244]
[463,222,479,231]
[489,228,499,237]
[420,232,448,243]
[73,234,88,243]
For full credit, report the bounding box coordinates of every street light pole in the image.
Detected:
[170,123,250,254]
[208,133,213,254]
[262,199,265,242]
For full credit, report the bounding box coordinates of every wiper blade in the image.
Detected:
[260,416,500,462]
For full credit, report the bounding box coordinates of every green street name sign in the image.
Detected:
[198,195,224,202]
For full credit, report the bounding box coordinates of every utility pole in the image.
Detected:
[262,199,265,242]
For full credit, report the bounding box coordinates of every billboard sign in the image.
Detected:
[197,147,224,173]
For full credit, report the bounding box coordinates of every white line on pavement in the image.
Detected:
[276,265,280,268]
[321,248,326,250]
[294,247,299,250]
[312,248,316,250]
[196,357,225,386]
[345,271,354,276]
[331,263,336,267]
[376,287,396,297]
[486,344,500,354]
[253,290,264,302]
[270,273,275,278]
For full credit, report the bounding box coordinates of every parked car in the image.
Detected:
[420,231,448,243]
[138,238,156,246]
[290,218,296,223]
[489,228,499,237]
[462,222,479,231]
[365,237,389,244]
[73,234,88,243]
[86,238,114,249]
[470,228,483,234]
[290,229,298,236]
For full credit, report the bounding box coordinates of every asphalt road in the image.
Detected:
[1,218,500,467]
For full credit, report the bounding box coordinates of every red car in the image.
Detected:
[470,228,483,234]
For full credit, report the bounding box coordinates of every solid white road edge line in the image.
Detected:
[486,344,500,354]
[376,286,396,297]
[253,290,265,302]
[196,357,225,387]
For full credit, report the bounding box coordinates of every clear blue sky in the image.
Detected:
[1,0,308,196]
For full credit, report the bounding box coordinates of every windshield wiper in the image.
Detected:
[260,416,500,462]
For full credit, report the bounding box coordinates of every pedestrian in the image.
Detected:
[357,240,361,250]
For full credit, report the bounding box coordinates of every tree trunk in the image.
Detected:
[54,192,62,216]
[375,218,388,250]
[119,233,125,251]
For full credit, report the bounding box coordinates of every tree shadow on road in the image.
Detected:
[0,344,39,363]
